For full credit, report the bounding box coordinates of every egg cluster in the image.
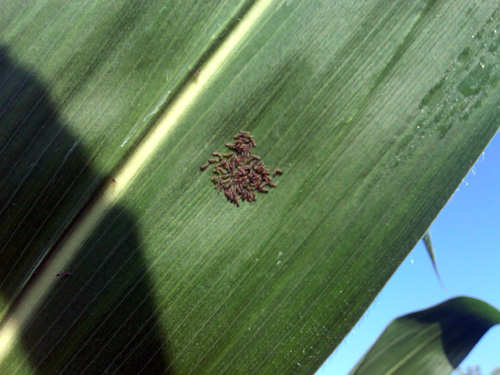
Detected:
[200,131,281,206]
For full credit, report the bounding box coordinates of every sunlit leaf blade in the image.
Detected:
[0,0,499,374]
[348,297,500,375]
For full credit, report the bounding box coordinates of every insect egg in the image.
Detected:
[202,131,280,206]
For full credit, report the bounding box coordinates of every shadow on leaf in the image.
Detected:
[0,45,171,374]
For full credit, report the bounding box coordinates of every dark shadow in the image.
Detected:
[0,45,170,374]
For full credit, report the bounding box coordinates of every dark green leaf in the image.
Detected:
[349,297,500,375]
[1,1,499,374]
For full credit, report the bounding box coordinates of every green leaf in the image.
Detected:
[422,230,444,289]
[348,297,500,375]
[1,0,499,374]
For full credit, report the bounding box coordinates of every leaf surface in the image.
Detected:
[348,297,500,375]
[0,0,499,374]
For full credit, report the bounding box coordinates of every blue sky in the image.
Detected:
[316,130,500,375]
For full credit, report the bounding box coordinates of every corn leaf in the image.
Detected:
[348,297,500,375]
[1,0,499,374]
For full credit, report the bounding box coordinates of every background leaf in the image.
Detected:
[348,297,500,375]
[422,230,444,288]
